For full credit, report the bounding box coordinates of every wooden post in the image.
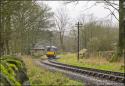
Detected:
[78,22,80,61]
[75,22,82,61]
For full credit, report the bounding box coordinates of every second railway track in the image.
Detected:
[41,59,125,83]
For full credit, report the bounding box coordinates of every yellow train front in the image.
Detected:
[46,46,57,59]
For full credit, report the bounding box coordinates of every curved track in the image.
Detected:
[49,60,124,77]
[41,59,125,83]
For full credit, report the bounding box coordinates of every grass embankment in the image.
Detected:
[22,56,83,86]
[57,53,124,73]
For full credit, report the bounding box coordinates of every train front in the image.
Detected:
[46,46,57,59]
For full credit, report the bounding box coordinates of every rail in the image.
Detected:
[41,59,125,83]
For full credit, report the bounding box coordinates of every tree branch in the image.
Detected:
[104,0,119,11]
[104,6,119,21]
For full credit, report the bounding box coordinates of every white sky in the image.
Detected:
[37,1,119,24]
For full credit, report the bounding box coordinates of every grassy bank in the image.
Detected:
[57,53,124,73]
[22,56,83,86]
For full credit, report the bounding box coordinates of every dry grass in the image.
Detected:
[22,56,83,86]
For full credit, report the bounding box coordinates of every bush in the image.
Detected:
[109,53,120,62]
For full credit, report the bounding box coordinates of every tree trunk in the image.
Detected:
[118,0,125,57]
[5,15,11,55]
[0,1,4,57]
[59,32,65,51]
[5,40,10,55]
[0,34,4,57]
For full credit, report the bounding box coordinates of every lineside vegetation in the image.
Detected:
[57,53,124,73]
[22,56,83,86]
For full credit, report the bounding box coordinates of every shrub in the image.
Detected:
[109,53,120,62]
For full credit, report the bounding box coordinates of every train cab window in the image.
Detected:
[47,48,51,51]
[47,48,55,51]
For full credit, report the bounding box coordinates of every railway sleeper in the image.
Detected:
[89,72,92,75]
[87,72,92,75]
[69,68,75,71]
[91,72,97,76]
[94,73,100,77]
[98,74,121,82]
[78,70,85,74]
[86,72,90,75]
[104,75,111,80]
[75,69,81,73]
[110,76,117,81]
[81,70,87,74]
[88,72,93,75]
[81,71,88,74]
[104,75,121,82]
[66,67,72,70]
[102,74,107,78]
[64,67,69,70]
[71,68,78,72]
[59,66,65,69]
[109,76,115,80]
[98,74,104,78]
[82,71,88,74]
[117,77,125,83]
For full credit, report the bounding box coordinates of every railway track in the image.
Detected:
[41,59,125,83]
[49,60,124,77]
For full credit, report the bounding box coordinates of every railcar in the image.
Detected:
[46,46,57,59]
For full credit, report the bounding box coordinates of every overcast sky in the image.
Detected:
[36,1,119,27]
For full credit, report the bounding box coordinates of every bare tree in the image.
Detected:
[54,7,69,51]
[65,0,125,57]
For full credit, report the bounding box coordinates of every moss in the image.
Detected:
[0,64,21,86]
[1,55,25,68]
[9,64,18,71]
[0,61,15,77]
[0,72,12,86]
[0,55,29,86]
[6,59,26,71]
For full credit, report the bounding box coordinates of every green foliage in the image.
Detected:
[0,55,29,86]
[1,1,54,55]
[1,55,26,71]
[0,62,21,86]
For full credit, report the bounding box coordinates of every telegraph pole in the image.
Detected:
[75,22,82,61]
[123,1,125,59]
[77,22,80,61]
